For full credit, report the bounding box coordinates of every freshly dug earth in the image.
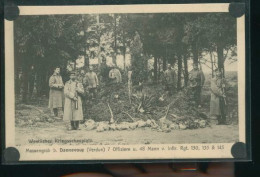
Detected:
[15,73,238,145]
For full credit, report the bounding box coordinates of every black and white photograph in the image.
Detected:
[4,4,246,161]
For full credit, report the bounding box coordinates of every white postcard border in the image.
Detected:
[4,4,246,161]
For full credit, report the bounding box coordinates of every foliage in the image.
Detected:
[15,13,237,99]
[15,15,85,69]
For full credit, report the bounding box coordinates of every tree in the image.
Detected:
[184,13,236,77]
[130,32,146,85]
[203,13,236,76]
[15,15,85,102]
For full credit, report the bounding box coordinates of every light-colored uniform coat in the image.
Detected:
[210,77,224,116]
[63,80,84,121]
[84,72,99,88]
[164,69,176,86]
[48,74,64,109]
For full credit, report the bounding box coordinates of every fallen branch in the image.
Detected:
[107,103,114,123]
[122,111,135,122]
[164,105,170,119]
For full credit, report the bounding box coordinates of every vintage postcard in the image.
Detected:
[4,4,247,162]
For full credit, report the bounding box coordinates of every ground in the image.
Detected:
[15,121,239,146]
[15,71,239,146]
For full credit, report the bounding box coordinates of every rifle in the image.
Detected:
[75,82,78,110]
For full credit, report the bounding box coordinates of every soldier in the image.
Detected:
[84,65,99,99]
[77,69,87,116]
[189,63,205,107]
[163,64,176,96]
[210,69,227,125]
[77,69,86,85]
[63,71,85,130]
[48,66,64,119]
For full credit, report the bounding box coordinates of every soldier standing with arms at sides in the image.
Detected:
[63,71,85,130]
[210,69,227,125]
[189,63,205,107]
[163,64,176,96]
[84,65,99,99]
[48,66,64,119]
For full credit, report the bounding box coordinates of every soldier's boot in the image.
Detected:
[70,121,76,130]
[217,116,227,125]
[75,121,80,130]
[217,116,222,125]
[53,108,58,117]
[57,108,63,119]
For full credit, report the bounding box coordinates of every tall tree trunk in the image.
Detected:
[82,15,89,68]
[21,64,29,103]
[158,58,160,81]
[177,55,182,90]
[192,41,199,67]
[123,30,126,70]
[217,42,225,77]
[163,57,166,71]
[210,51,214,77]
[113,14,117,66]
[163,46,167,70]
[153,57,158,83]
[183,54,189,87]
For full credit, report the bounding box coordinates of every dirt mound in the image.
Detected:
[84,84,210,131]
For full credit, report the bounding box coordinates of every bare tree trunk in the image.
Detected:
[183,54,189,87]
[123,30,126,70]
[177,55,182,90]
[217,42,225,77]
[153,57,158,83]
[158,58,161,82]
[192,41,199,67]
[82,15,89,68]
[210,51,214,77]
[163,57,166,71]
[21,65,29,103]
[113,14,117,66]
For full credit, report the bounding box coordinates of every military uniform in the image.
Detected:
[189,69,205,106]
[84,71,99,99]
[163,68,176,95]
[48,73,64,117]
[210,76,226,124]
[63,80,84,130]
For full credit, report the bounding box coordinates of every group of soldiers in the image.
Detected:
[163,63,227,125]
[48,65,122,130]
[48,63,227,131]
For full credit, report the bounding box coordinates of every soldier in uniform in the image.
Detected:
[84,65,99,99]
[77,69,86,85]
[48,66,64,118]
[210,69,227,125]
[63,71,85,130]
[163,64,176,96]
[189,63,205,107]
